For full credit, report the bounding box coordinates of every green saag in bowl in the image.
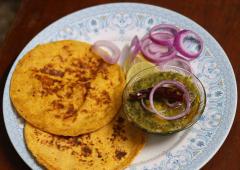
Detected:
[123,65,206,134]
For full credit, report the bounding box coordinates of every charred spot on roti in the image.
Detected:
[40,65,65,78]
[115,150,127,160]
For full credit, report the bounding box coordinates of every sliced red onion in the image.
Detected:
[149,80,191,120]
[140,34,176,63]
[174,30,203,59]
[141,98,154,112]
[129,35,141,61]
[91,40,120,64]
[161,57,192,73]
[150,24,179,46]
[141,98,167,113]
[148,43,169,53]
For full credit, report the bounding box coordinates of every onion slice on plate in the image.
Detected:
[129,35,141,60]
[91,40,120,64]
[140,34,176,63]
[150,24,179,46]
[149,80,191,120]
[174,30,203,59]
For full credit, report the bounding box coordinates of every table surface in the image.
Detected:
[0,0,239,169]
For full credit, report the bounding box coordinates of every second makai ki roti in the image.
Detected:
[123,69,204,134]
[10,40,125,136]
[24,114,145,170]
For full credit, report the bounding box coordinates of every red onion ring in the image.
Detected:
[149,80,191,120]
[140,34,176,63]
[141,98,168,113]
[141,98,154,112]
[91,40,120,64]
[150,24,179,46]
[174,30,203,59]
[148,43,168,53]
[129,35,141,61]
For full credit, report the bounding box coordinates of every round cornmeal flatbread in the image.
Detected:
[10,40,125,136]
[24,115,145,170]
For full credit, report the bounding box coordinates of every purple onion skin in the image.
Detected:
[174,30,203,59]
[149,80,191,120]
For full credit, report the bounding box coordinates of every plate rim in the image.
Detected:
[2,2,237,170]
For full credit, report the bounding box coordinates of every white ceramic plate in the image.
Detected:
[3,3,237,170]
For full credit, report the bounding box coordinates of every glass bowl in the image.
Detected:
[122,65,206,135]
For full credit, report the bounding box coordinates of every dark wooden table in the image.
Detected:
[0,0,239,169]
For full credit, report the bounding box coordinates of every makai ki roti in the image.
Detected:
[24,114,145,170]
[10,40,125,136]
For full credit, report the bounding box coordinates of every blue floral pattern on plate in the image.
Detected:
[2,3,237,170]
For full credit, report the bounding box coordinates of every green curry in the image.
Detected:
[123,71,201,134]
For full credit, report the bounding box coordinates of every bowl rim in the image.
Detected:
[122,65,207,134]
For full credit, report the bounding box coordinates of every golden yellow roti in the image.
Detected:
[24,115,145,170]
[10,40,125,136]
